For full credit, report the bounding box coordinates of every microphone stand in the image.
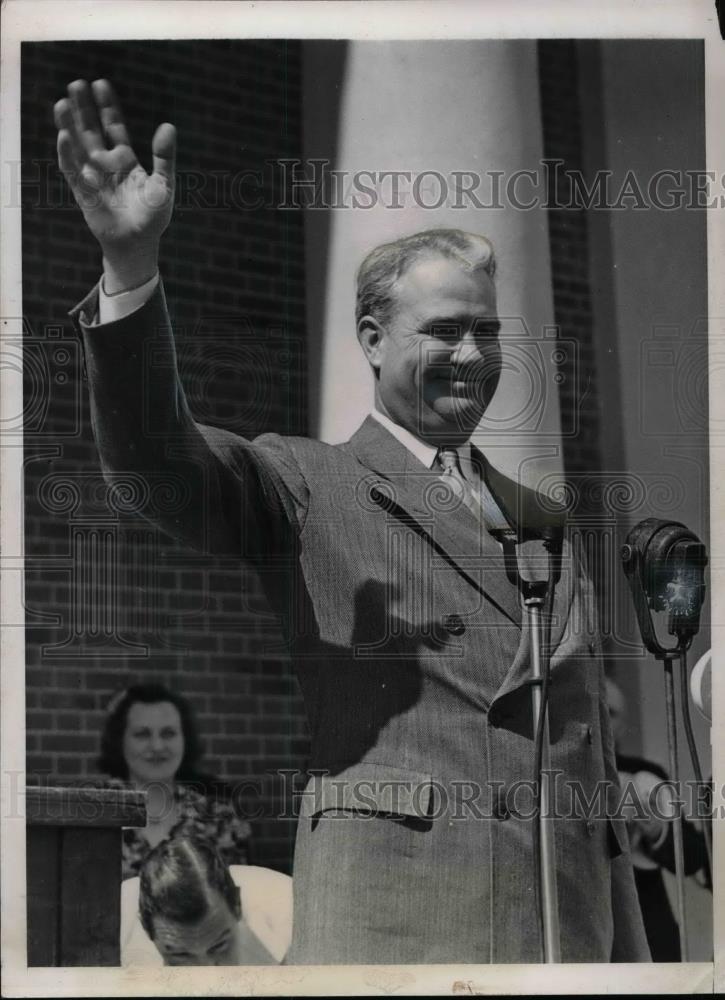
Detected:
[496,530,562,963]
[621,520,709,963]
[662,648,689,961]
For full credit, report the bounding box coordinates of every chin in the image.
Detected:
[140,768,176,783]
[428,404,484,437]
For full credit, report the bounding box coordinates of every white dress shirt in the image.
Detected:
[371,408,481,477]
[97,271,160,325]
[370,409,509,530]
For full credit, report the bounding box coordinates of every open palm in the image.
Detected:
[54,79,176,252]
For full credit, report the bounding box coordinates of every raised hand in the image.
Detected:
[54,79,176,291]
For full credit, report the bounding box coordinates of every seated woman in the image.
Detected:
[121,836,292,965]
[99,682,252,879]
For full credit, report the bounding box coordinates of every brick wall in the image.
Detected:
[537,40,602,484]
[537,41,613,618]
[22,40,310,871]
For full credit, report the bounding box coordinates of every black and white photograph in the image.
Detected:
[1,1,722,995]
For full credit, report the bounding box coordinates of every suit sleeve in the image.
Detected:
[72,280,308,560]
[597,671,651,961]
[574,543,651,962]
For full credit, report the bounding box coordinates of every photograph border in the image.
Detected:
[1,1,722,995]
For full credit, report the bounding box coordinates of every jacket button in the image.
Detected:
[586,820,596,837]
[588,641,596,657]
[585,725,593,745]
[443,613,466,636]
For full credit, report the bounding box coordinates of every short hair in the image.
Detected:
[355,228,496,328]
[97,682,203,781]
[139,836,241,940]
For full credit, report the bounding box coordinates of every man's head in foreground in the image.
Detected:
[139,836,242,965]
[356,228,502,446]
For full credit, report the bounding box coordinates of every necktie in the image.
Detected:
[436,446,510,531]
[437,447,476,512]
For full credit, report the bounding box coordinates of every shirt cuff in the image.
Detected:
[97,271,160,325]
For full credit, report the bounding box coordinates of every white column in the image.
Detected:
[303,40,562,488]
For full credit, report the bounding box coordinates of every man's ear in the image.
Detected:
[357,315,386,372]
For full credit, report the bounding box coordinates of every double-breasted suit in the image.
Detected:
[73,281,650,963]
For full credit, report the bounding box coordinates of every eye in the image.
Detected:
[208,940,229,955]
[472,319,501,338]
[428,323,460,343]
[161,727,179,739]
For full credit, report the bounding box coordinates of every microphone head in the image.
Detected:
[515,537,554,586]
[621,517,708,649]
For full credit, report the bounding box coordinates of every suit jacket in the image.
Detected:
[73,281,650,964]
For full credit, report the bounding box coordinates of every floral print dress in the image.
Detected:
[114,780,252,880]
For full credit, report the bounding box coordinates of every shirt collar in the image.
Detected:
[370,409,473,472]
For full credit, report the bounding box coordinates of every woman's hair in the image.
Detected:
[97,682,204,781]
[139,835,241,940]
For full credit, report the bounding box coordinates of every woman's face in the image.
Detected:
[122,700,185,786]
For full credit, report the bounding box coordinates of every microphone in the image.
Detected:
[621,518,707,652]
[514,537,560,589]
[490,521,564,593]
[620,517,712,926]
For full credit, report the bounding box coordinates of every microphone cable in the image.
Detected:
[678,644,713,879]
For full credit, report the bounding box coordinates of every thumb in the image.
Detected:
[151,122,176,186]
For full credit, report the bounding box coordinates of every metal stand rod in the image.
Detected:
[527,599,561,963]
[663,656,689,961]
[678,647,713,877]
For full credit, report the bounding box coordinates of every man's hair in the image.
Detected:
[139,836,241,940]
[355,228,496,328]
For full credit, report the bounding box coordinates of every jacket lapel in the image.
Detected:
[472,446,576,720]
[487,548,576,734]
[474,447,572,650]
[342,417,522,627]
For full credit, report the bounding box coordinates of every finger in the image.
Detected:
[57,130,81,180]
[57,131,105,198]
[55,98,101,195]
[67,79,105,153]
[91,79,132,148]
[151,122,177,186]
[54,98,86,171]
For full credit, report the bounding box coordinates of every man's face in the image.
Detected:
[370,254,501,445]
[151,890,242,966]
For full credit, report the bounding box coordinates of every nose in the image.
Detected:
[149,731,165,752]
[457,333,483,358]
[452,331,493,367]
